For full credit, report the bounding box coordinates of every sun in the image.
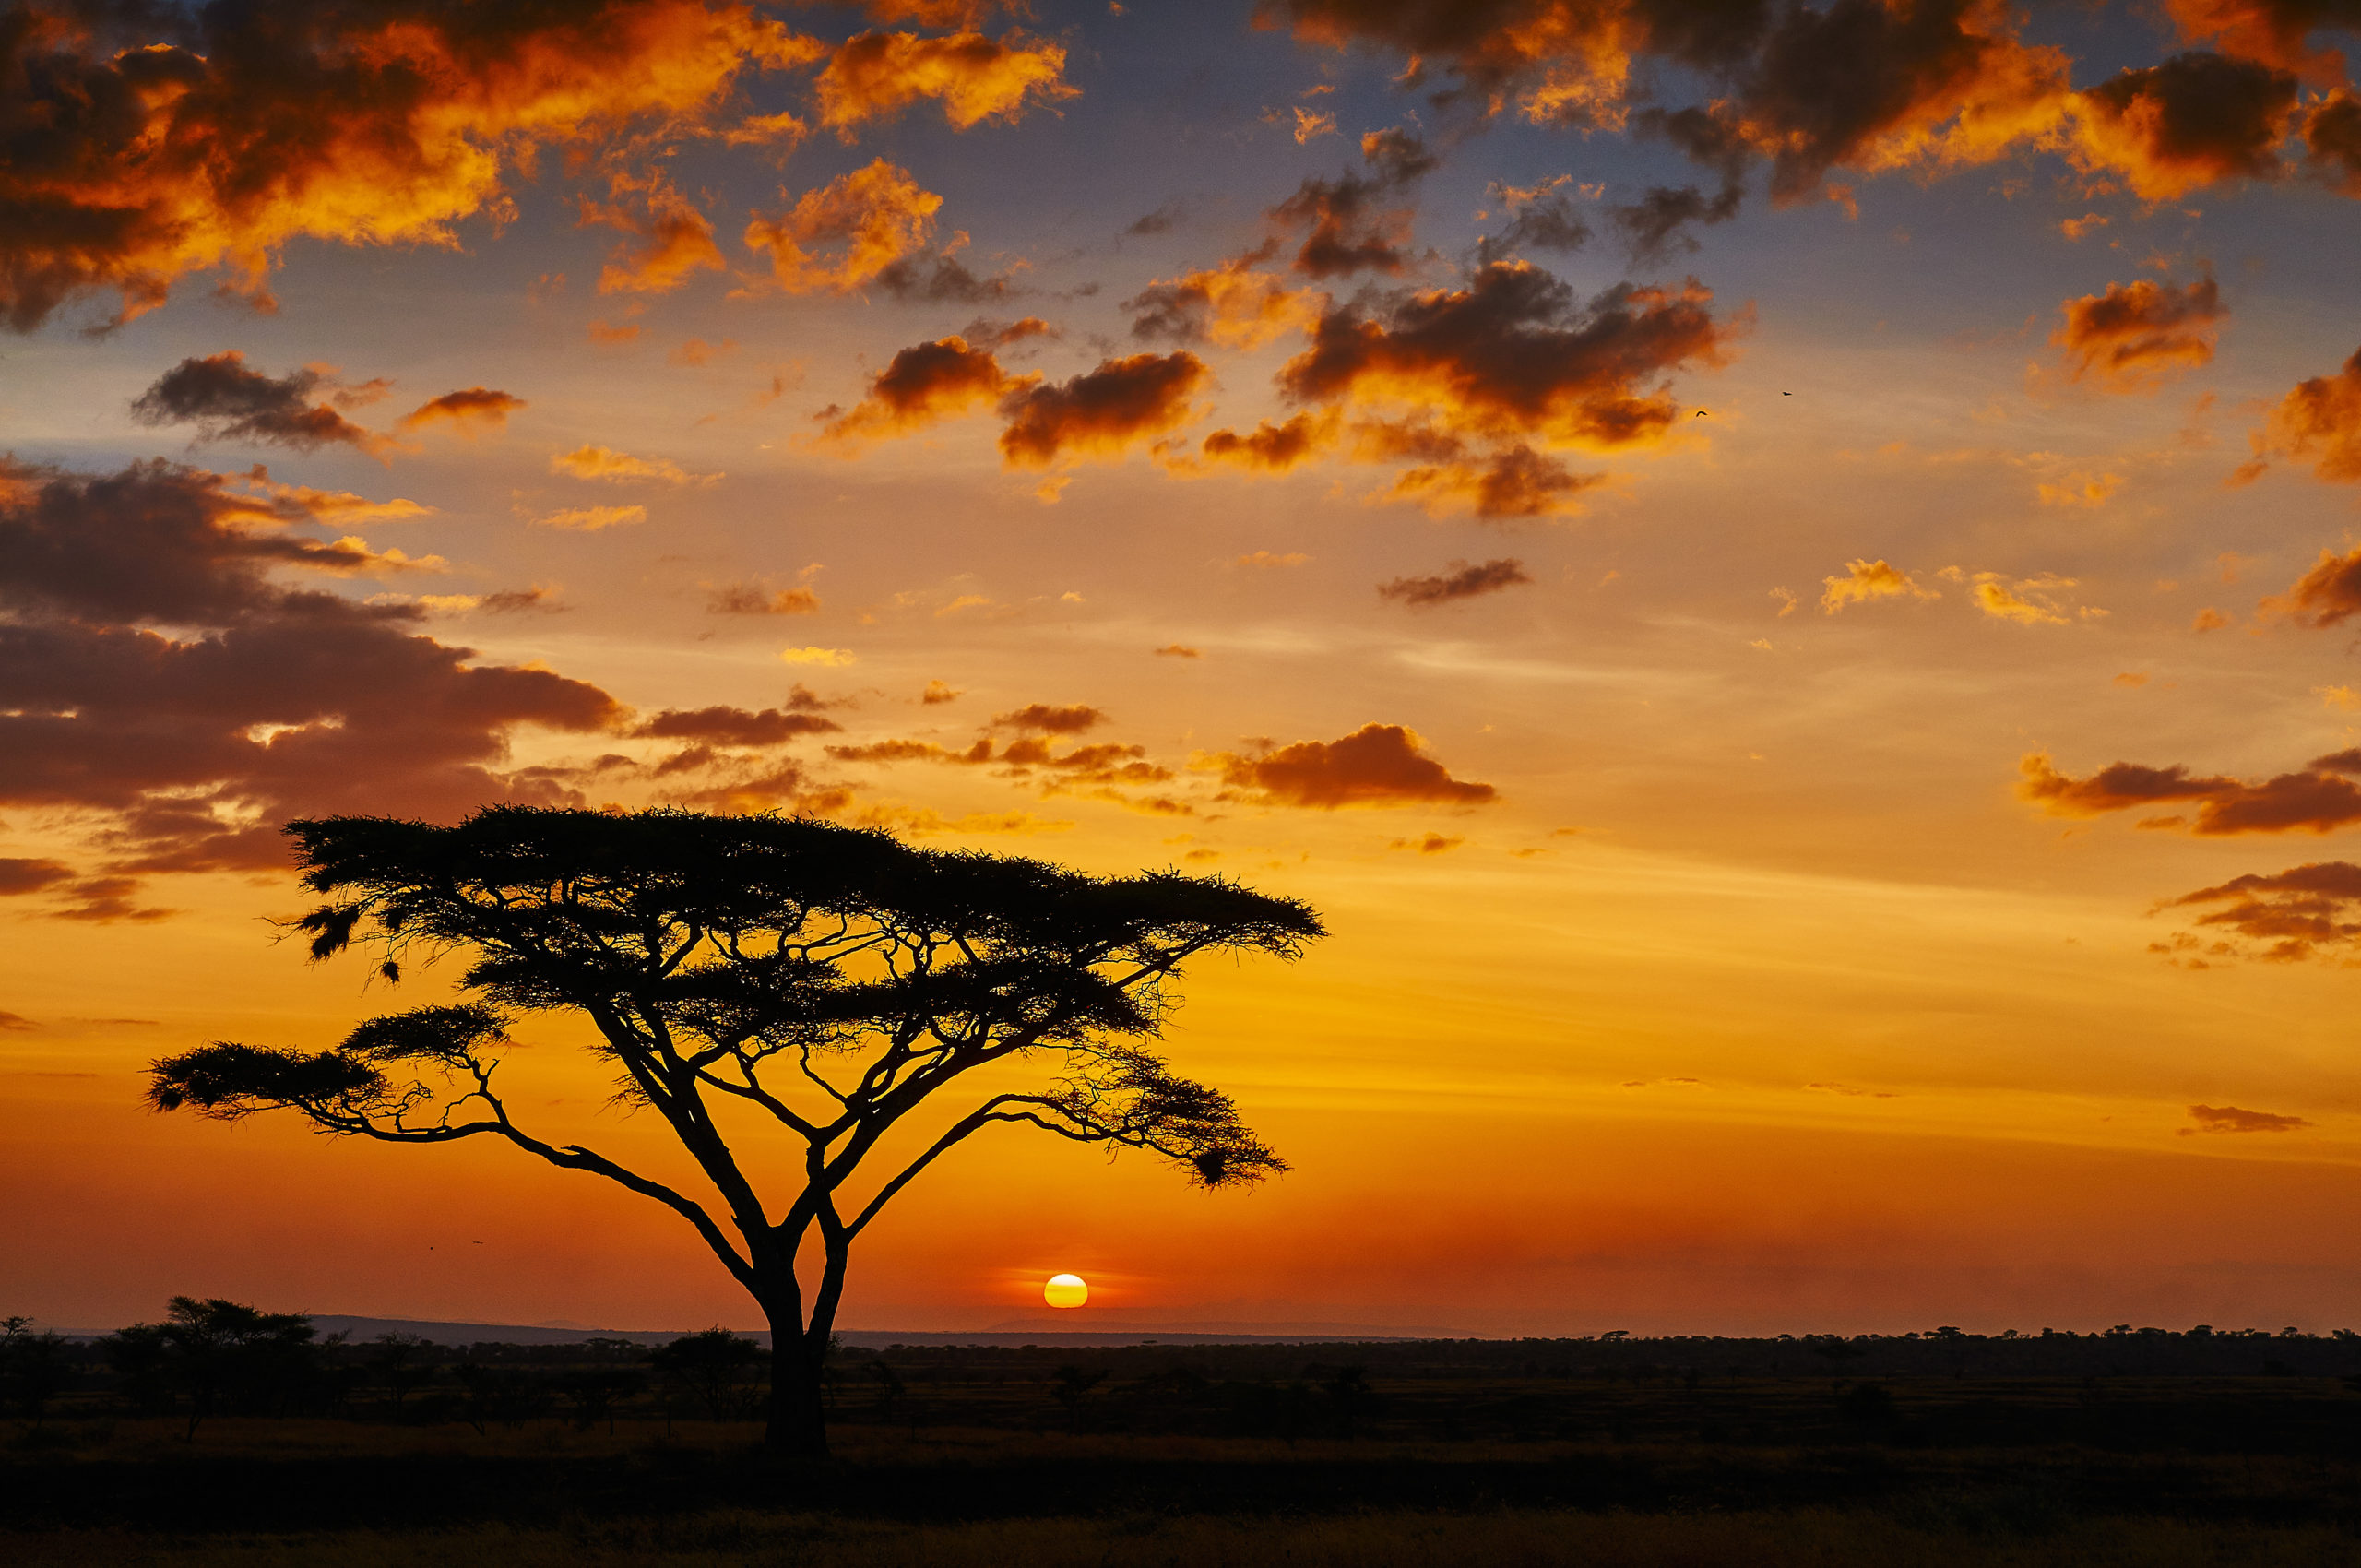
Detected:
[1043,1272,1088,1309]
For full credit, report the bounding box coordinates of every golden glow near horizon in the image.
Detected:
[6,0,2361,1341]
[1044,1275,1090,1311]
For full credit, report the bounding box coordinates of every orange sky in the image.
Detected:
[6,0,2361,1336]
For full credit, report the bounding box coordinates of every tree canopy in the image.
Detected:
[148,806,1325,1454]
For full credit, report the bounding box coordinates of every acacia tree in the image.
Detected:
[147,806,1323,1456]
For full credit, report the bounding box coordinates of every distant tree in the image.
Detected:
[1,1316,71,1425]
[1050,1363,1105,1431]
[653,1328,765,1423]
[102,1297,316,1439]
[369,1332,435,1415]
[146,807,1322,1457]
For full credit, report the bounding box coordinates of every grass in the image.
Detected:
[9,1509,2361,1567]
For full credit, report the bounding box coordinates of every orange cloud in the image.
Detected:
[814,336,1032,445]
[2071,53,2299,200]
[708,583,821,614]
[581,183,726,295]
[0,0,821,331]
[2266,544,2361,624]
[991,704,1106,734]
[1185,411,1341,474]
[1820,559,1937,613]
[1125,255,1325,350]
[551,445,716,484]
[1384,442,1606,520]
[398,388,527,435]
[2305,90,2361,192]
[744,160,943,293]
[1277,262,1736,453]
[2162,0,2355,77]
[813,30,1075,133]
[2243,347,2361,482]
[1209,722,1497,809]
[533,505,647,530]
[998,353,1209,469]
[2019,749,2361,834]
[2051,275,2226,391]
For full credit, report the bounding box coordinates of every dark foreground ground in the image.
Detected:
[9,1359,2361,1565]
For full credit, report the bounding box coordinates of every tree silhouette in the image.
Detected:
[147,806,1323,1456]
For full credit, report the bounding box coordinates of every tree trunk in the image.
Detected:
[763,1313,828,1458]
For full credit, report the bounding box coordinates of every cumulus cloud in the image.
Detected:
[2265,544,2361,624]
[1182,411,1340,474]
[744,160,944,293]
[0,457,622,907]
[2162,0,2361,75]
[1476,175,1592,265]
[2306,90,2361,192]
[0,0,824,331]
[1278,262,1737,457]
[398,388,527,435]
[2241,346,2361,482]
[131,353,392,456]
[2072,53,2298,200]
[813,29,1074,133]
[992,703,1106,733]
[1382,442,1606,520]
[581,180,727,295]
[1378,558,1534,606]
[1267,127,1439,279]
[2052,274,2227,390]
[1207,722,1497,809]
[1970,572,2079,624]
[998,352,1209,468]
[1821,558,1938,612]
[633,702,840,745]
[2019,748,2361,834]
[1125,254,1324,350]
[814,335,1030,445]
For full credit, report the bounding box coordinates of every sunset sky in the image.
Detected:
[8,0,2361,1339]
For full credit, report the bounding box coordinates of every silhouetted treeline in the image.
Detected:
[10,1304,2361,1443]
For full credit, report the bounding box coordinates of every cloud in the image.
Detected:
[991,703,1106,734]
[131,354,391,456]
[2305,90,2361,193]
[780,646,858,666]
[1971,572,2075,625]
[1378,558,1534,607]
[872,243,1025,303]
[2019,748,2361,834]
[1477,175,1592,265]
[744,160,944,293]
[1266,127,1438,279]
[398,388,527,435]
[2184,1103,2311,1134]
[1208,722,1497,809]
[1277,262,1738,453]
[2051,274,2226,391]
[813,29,1074,133]
[1382,443,1606,519]
[2161,0,2359,75]
[998,352,1209,468]
[0,0,823,331]
[1611,180,1743,264]
[2242,346,2361,482]
[2166,860,2361,960]
[1184,411,1340,474]
[0,857,75,896]
[2266,545,2361,624]
[920,680,962,704]
[1820,558,1938,613]
[814,335,1030,445]
[580,181,726,294]
[551,445,717,484]
[1125,255,1323,350]
[708,583,821,614]
[2071,53,2298,200]
[632,704,840,745]
[1154,643,1202,658]
[1235,551,1311,569]
[0,457,622,905]
[532,505,647,530]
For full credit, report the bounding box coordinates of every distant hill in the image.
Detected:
[271,1314,1451,1349]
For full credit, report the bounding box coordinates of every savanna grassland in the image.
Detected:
[7,1330,2361,1564]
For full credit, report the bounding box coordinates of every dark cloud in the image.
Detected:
[2165,859,2361,961]
[2163,0,2361,73]
[991,703,1106,733]
[2076,52,2299,199]
[1211,722,1498,809]
[0,457,623,908]
[478,587,562,614]
[131,353,389,454]
[2305,90,2361,193]
[0,857,76,896]
[1193,411,1338,472]
[1279,261,1737,451]
[2019,748,2361,835]
[1124,201,1185,236]
[872,249,1022,303]
[0,0,825,331]
[1268,129,1437,279]
[1475,180,1592,267]
[707,583,823,614]
[816,335,1027,444]
[997,352,1208,468]
[632,706,842,745]
[1378,558,1534,606]
[1385,443,1606,518]
[1611,182,1743,264]
[2051,274,2226,391]
[2185,1103,2311,1133]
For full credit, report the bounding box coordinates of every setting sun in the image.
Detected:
[1043,1274,1089,1310]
